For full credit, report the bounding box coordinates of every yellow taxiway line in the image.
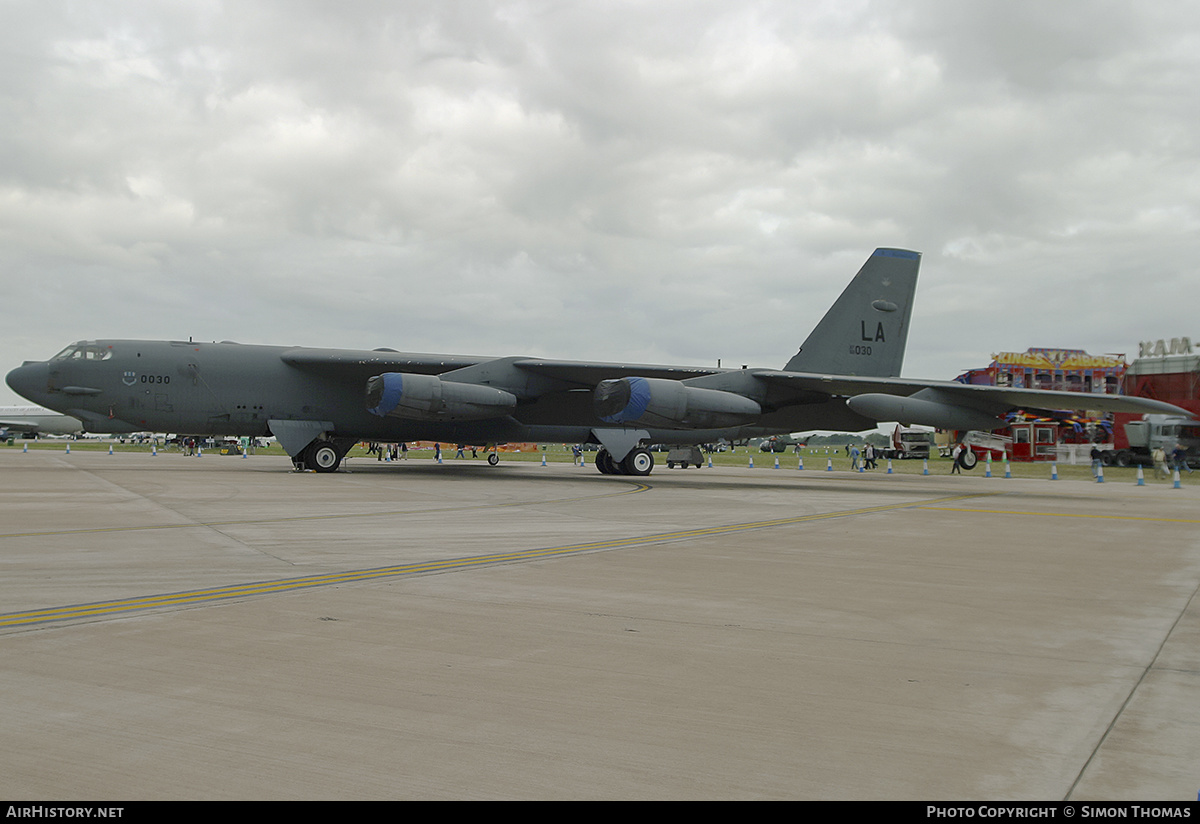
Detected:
[1,491,988,629]
[0,481,653,540]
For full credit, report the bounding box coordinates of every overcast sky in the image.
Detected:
[3,0,1198,404]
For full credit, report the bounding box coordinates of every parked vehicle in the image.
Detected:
[1106,414,1200,467]
[758,435,806,453]
[666,446,705,469]
[880,425,931,459]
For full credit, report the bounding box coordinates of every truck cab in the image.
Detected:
[1110,415,1200,467]
[886,425,932,459]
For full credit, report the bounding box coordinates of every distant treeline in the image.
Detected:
[803,432,891,447]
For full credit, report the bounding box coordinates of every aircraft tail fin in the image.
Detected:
[782,248,920,378]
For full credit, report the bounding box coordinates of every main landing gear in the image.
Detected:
[594,447,653,476]
[294,439,346,473]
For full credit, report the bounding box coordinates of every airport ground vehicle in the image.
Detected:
[1105,415,1200,467]
[879,425,930,459]
[665,446,704,468]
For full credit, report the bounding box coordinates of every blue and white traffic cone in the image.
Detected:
[886,459,893,474]
[1096,464,1104,483]
[774,456,779,469]
[707,455,713,468]
[22,442,28,453]
[1174,469,1182,489]
[826,459,833,471]
[797,457,804,470]
[749,456,754,469]
[1003,455,1011,478]
[1051,462,1057,480]
[65,443,70,454]
[922,458,929,475]
[1136,465,1145,486]
[108,444,113,455]
[152,443,157,456]
[541,453,547,466]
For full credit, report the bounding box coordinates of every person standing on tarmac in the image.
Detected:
[1152,445,1170,479]
[951,443,963,474]
[1172,443,1193,474]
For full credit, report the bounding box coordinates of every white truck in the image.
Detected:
[1107,414,1200,468]
[882,425,932,459]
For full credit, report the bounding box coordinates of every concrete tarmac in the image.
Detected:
[1,448,1198,800]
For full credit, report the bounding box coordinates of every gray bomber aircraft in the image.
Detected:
[5,248,1188,474]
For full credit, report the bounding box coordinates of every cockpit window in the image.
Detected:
[51,342,112,361]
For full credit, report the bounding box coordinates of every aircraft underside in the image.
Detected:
[279,421,761,475]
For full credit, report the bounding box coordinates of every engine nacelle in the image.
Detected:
[846,392,1002,432]
[366,373,517,422]
[594,377,761,429]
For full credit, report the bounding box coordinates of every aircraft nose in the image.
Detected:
[6,361,49,403]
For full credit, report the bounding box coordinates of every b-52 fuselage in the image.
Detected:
[5,249,1187,474]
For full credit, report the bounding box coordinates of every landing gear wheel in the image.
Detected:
[595,448,619,475]
[304,440,342,473]
[621,448,654,476]
[958,449,977,470]
[487,452,499,466]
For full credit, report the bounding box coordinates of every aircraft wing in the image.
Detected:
[282,349,719,386]
[512,358,720,388]
[752,369,1192,430]
[281,347,487,375]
